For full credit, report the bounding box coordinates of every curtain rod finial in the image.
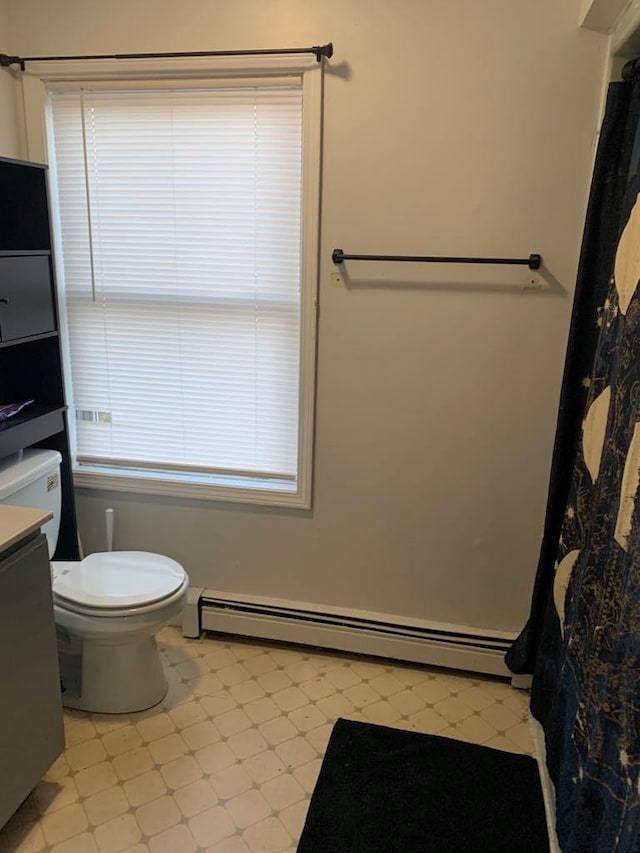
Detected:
[0,54,21,68]
[314,43,333,62]
[622,58,640,81]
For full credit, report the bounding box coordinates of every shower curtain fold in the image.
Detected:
[507,76,640,852]
[507,81,637,675]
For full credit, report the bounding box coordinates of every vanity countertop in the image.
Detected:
[0,506,53,555]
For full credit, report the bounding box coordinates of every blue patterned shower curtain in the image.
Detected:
[508,76,640,852]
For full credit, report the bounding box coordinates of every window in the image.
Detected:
[42,67,320,508]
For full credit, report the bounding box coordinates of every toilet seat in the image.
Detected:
[53,551,186,611]
[54,577,189,620]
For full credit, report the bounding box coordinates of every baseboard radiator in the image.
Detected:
[183,588,516,678]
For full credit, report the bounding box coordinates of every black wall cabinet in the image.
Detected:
[0,156,79,559]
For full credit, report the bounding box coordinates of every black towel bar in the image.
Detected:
[331,249,542,270]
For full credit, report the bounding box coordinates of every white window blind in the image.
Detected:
[49,85,303,482]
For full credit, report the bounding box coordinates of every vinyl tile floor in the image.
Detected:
[0,627,533,853]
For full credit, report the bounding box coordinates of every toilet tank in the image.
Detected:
[0,450,62,558]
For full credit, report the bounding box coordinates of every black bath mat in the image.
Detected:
[297,718,549,852]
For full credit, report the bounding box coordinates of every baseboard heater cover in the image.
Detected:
[185,588,516,677]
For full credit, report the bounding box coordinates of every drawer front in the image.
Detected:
[0,255,56,342]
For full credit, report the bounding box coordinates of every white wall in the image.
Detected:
[0,0,21,158]
[4,0,609,634]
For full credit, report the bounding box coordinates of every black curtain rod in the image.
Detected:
[0,42,334,71]
[332,249,543,270]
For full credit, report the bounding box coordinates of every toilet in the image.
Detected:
[0,448,189,714]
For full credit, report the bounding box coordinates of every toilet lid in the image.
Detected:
[53,551,186,609]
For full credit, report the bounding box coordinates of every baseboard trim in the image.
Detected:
[184,587,516,677]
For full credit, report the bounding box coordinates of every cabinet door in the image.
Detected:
[0,255,56,342]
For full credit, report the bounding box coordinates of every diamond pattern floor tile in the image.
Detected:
[1,627,534,852]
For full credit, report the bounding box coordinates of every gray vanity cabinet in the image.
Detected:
[0,531,63,829]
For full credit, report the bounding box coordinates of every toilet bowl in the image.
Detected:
[0,449,190,714]
[52,552,189,713]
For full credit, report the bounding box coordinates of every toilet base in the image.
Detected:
[62,635,168,714]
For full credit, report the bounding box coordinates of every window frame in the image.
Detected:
[22,55,322,509]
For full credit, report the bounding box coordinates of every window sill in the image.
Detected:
[72,465,310,509]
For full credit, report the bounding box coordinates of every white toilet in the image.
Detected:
[0,448,189,714]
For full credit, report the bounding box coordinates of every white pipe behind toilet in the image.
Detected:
[105,507,114,552]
